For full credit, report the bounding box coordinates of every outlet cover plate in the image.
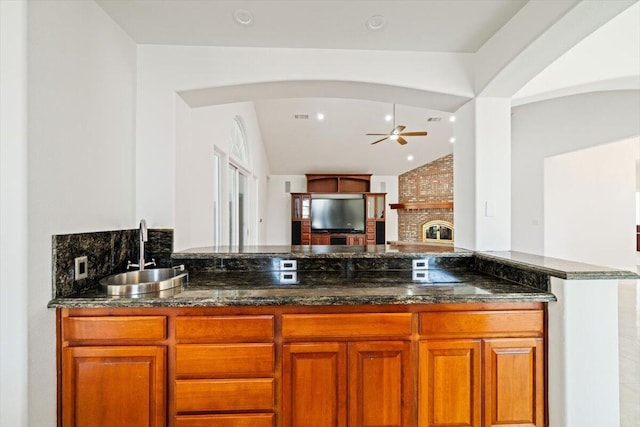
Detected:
[75,256,88,280]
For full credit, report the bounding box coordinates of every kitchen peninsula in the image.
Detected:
[49,245,636,427]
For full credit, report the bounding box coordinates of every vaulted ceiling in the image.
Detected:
[97,0,640,176]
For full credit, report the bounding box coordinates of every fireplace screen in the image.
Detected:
[422,220,454,245]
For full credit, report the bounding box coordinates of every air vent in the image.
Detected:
[294,114,309,120]
[427,116,442,122]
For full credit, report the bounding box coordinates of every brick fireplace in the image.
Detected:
[395,154,453,243]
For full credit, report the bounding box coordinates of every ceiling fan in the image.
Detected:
[366,104,428,145]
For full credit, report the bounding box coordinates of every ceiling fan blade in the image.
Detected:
[370,137,389,145]
[399,131,428,136]
[397,137,408,145]
[394,125,406,133]
[366,133,390,136]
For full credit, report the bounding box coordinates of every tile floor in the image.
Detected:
[619,278,640,426]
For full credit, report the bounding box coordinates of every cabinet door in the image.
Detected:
[347,235,365,245]
[483,338,544,427]
[291,194,311,220]
[419,340,481,427]
[312,234,330,245]
[282,343,347,427]
[348,341,412,427]
[62,346,165,427]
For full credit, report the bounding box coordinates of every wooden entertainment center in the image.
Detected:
[291,174,386,246]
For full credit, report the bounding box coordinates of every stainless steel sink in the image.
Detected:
[99,267,188,296]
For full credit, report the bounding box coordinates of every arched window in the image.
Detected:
[229,117,249,167]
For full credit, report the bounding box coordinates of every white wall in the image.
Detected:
[453,98,512,251]
[266,175,307,245]
[174,100,270,250]
[0,1,28,425]
[511,90,640,255]
[136,45,472,227]
[453,100,477,250]
[27,1,137,424]
[545,138,638,270]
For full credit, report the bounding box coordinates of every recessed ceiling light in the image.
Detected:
[384,114,393,122]
[233,9,254,26]
[407,155,414,161]
[366,15,386,31]
[317,113,325,121]
[449,115,456,122]
[449,137,456,143]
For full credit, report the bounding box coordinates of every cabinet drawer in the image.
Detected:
[175,379,274,412]
[419,310,544,338]
[63,316,166,341]
[176,344,275,377]
[175,414,274,427]
[175,316,274,341]
[282,313,412,339]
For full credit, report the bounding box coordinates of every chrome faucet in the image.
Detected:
[127,219,156,270]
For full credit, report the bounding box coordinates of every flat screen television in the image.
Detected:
[311,198,365,233]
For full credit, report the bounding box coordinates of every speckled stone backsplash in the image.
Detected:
[52,229,173,298]
[174,251,472,273]
[473,256,550,291]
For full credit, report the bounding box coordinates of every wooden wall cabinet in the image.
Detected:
[306,174,371,193]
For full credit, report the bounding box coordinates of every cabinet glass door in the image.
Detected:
[367,195,385,219]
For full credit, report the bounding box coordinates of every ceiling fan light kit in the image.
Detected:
[366,104,428,145]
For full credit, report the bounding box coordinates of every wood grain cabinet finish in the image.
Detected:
[348,341,412,427]
[174,414,274,427]
[59,305,546,427]
[419,340,482,427]
[62,346,165,427]
[63,316,166,342]
[175,315,274,342]
[311,234,331,245]
[173,315,276,422]
[175,343,275,377]
[282,313,412,340]
[418,309,545,427]
[483,338,544,427]
[174,378,275,412]
[282,343,348,427]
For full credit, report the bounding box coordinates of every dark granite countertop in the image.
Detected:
[476,251,639,280]
[50,245,638,309]
[48,269,555,308]
[172,244,473,258]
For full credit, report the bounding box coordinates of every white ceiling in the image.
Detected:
[254,98,454,175]
[96,0,639,177]
[96,0,527,52]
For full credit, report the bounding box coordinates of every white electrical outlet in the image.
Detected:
[75,256,88,280]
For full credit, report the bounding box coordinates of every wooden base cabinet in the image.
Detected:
[58,304,545,427]
[483,338,544,427]
[418,310,545,427]
[282,343,348,427]
[62,346,165,427]
[348,341,411,427]
[282,341,411,427]
[419,340,481,427]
